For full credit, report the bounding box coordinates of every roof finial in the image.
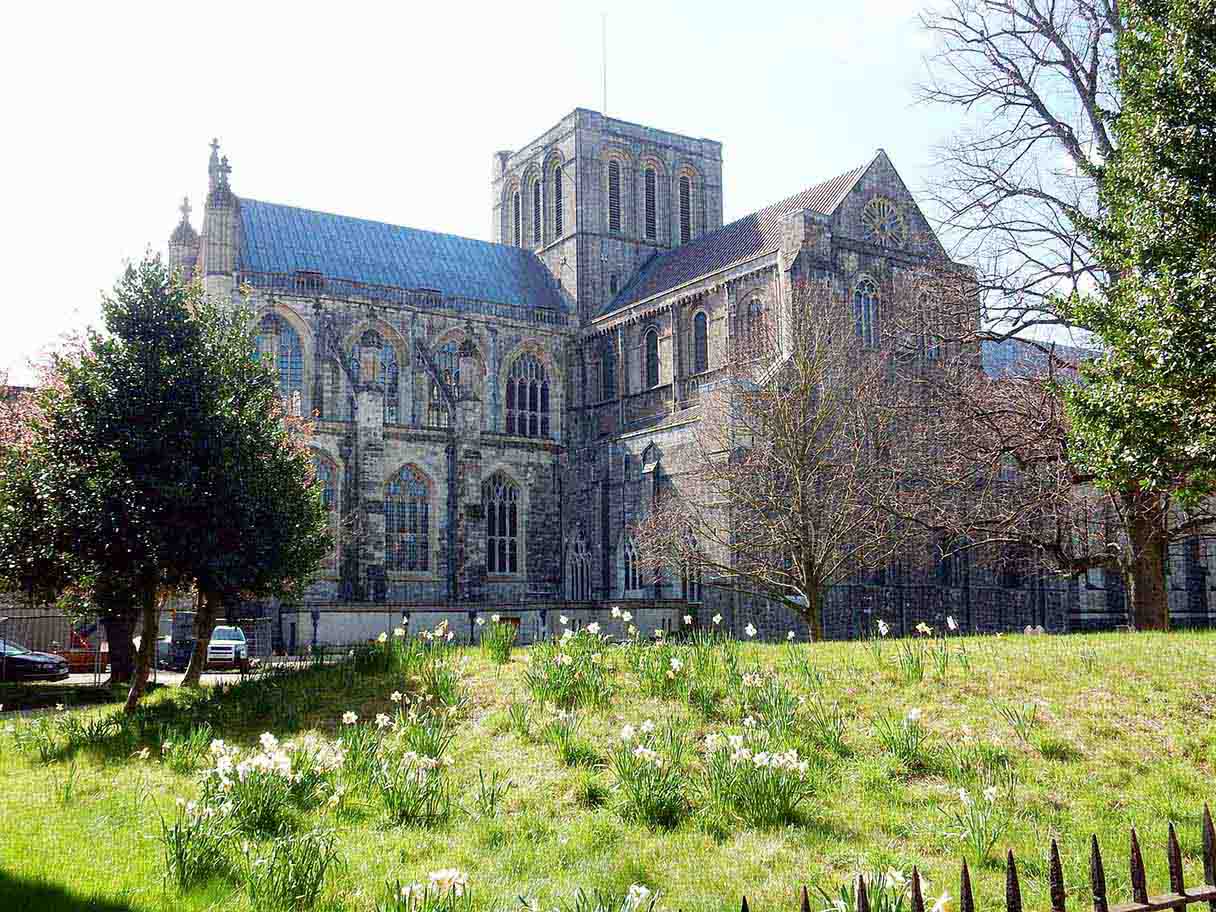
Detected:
[218,155,231,189]
[179,196,191,223]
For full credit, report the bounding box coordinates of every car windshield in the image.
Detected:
[213,629,244,641]
[0,639,32,656]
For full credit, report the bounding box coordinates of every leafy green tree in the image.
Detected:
[180,302,331,686]
[1064,0,1216,627]
[0,257,329,709]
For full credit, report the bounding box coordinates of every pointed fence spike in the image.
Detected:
[1169,822,1186,912]
[961,859,976,912]
[912,868,926,912]
[1130,827,1149,904]
[1007,850,1023,912]
[802,885,812,912]
[1204,805,1216,912]
[741,896,750,912]
[1050,839,1067,912]
[858,874,871,912]
[1091,835,1109,912]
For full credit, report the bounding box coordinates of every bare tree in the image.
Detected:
[921,0,1122,334]
[631,279,912,640]
[883,263,1216,629]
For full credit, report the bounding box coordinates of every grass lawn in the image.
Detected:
[1,627,1213,912]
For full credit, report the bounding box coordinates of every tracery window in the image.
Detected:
[644,328,660,388]
[644,167,657,240]
[506,353,550,438]
[312,453,339,573]
[853,278,880,348]
[484,473,520,575]
[532,180,542,246]
[553,164,563,236]
[354,331,399,424]
[256,314,304,416]
[425,341,459,428]
[623,538,641,592]
[386,465,430,573]
[692,311,708,374]
[607,160,621,232]
[568,533,592,600]
[679,175,692,243]
[513,191,522,247]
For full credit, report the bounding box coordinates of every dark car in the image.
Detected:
[0,638,71,682]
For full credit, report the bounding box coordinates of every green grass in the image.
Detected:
[1,630,1215,912]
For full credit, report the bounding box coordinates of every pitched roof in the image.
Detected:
[237,199,566,311]
[981,339,1095,379]
[602,160,870,316]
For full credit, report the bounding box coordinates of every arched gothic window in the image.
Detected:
[854,278,880,348]
[678,175,692,243]
[312,453,339,573]
[568,533,592,600]
[386,465,429,573]
[693,311,708,374]
[354,331,399,424]
[601,344,617,402]
[425,342,459,428]
[553,164,563,236]
[741,297,767,343]
[256,314,304,415]
[644,328,660,388]
[681,560,703,603]
[607,160,621,233]
[506,353,550,438]
[513,191,522,247]
[623,538,641,592]
[532,180,542,246]
[644,167,657,240]
[484,474,520,575]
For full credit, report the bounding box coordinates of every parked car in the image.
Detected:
[206,626,250,672]
[0,638,71,682]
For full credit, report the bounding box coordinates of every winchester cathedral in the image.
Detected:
[166,109,1215,647]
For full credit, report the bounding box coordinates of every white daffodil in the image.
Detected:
[342,711,358,725]
[931,891,951,912]
[587,622,601,635]
[611,606,621,618]
[622,611,633,622]
[683,614,692,625]
[947,615,958,631]
[559,615,569,625]
[787,630,796,640]
[627,625,638,636]
[393,626,406,637]
[475,616,485,626]
[877,619,890,636]
[391,691,403,703]
[640,719,655,734]
[378,632,388,643]
[905,707,923,723]
[712,613,723,625]
[915,622,933,635]
[491,614,501,622]
[375,713,392,729]
[620,724,636,742]
[744,623,757,637]
[983,785,999,802]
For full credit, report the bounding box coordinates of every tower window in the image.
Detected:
[513,191,521,247]
[532,180,542,246]
[312,452,339,573]
[553,165,563,236]
[506,353,551,438]
[386,465,430,572]
[608,160,621,233]
[425,341,459,428]
[645,328,660,388]
[644,167,657,240]
[853,278,880,348]
[601,344,617,401]
[484,473,520,575]
[679,175,692,243]
[623,537,641,591]
[693,311,708,374]
[609,274,618,295]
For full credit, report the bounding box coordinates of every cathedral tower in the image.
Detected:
[491,109,722,324]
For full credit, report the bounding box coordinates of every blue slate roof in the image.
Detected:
[981,339,1095,378]
[237,198,566,311]
[601,160,870,316]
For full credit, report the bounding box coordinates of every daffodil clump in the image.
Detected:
[700,728,815,828]
[477,613,518,664]
[524,626,613,709]
[611,719,690,829]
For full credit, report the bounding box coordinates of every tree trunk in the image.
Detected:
[123,587,160,714]
[1123,488,1170,631]
[802,588,825,642]
[182,589,218,687]
[101,611,135,684]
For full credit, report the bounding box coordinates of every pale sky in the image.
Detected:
[1,0,958,385]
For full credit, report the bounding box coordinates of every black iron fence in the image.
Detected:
[745,806,1216,912]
